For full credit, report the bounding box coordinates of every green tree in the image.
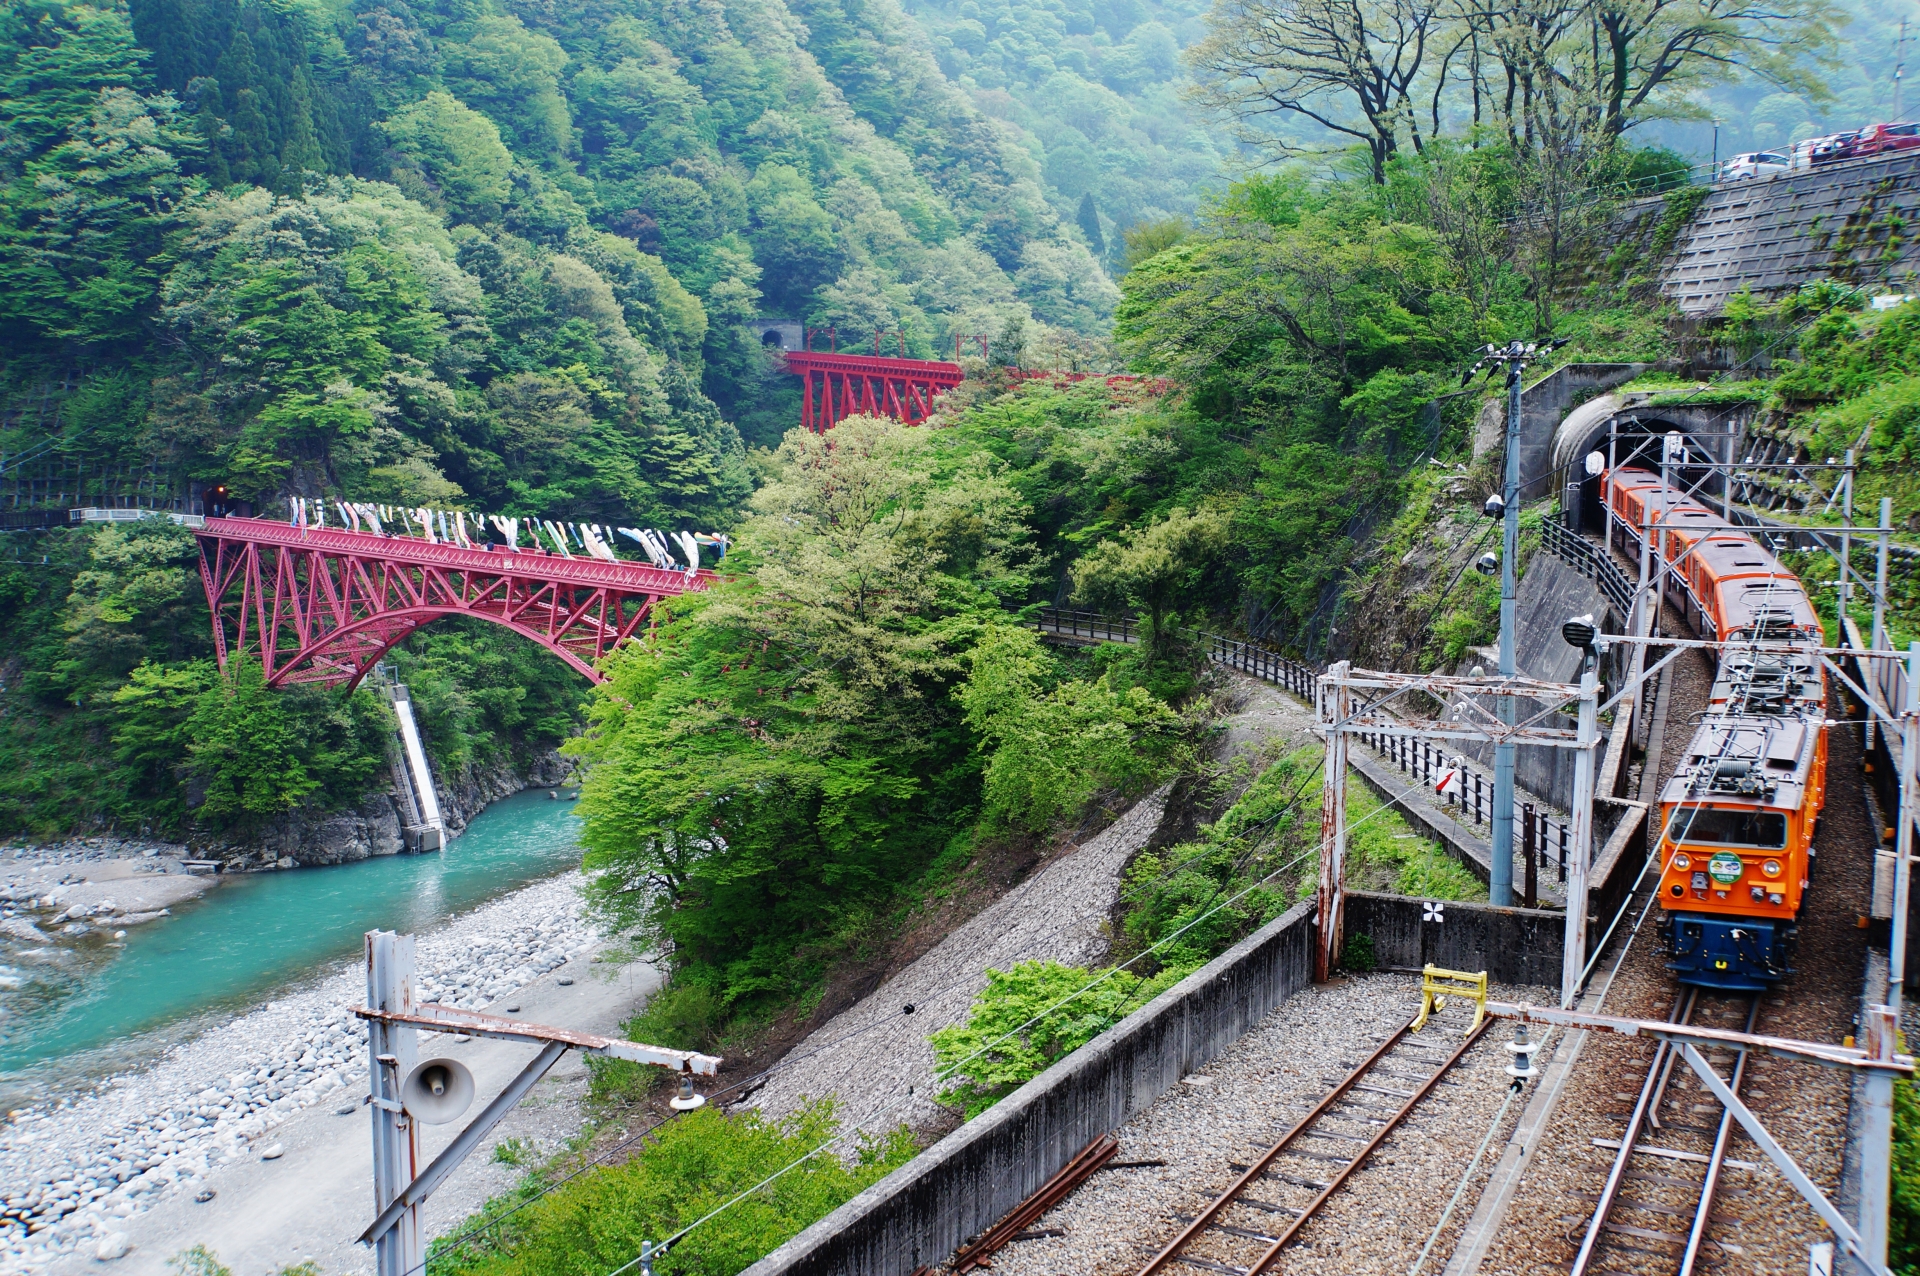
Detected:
[379,91,513,223]
[1120,216,1185,271]
[929,960,1179,1117]
[432,1104,913,1276]
[184,663,384,835]
[1075,191,1104,257]
[959,625,1183,832]
[439,16,571,166]
[1071,505,1231,656]
[570,415,1033,1009]
[0,81,195,348]
[0,0,148,171]
[109,659,215,831]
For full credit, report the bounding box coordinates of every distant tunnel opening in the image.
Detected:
[1565,418,1721,531]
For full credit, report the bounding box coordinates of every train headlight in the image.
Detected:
[1670,854,1691,872]
[1762,860,1782,878]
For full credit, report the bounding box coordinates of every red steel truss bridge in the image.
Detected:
[194,518,713,689]
[780,352,1178,432]
[784,350,966,431]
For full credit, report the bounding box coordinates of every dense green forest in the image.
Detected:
[12,0,1920,1253]
[902,0,1224,251]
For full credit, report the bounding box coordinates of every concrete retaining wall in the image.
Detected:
[1343,891,1564,987]
[1454,554,1615,814]
[738,900,1320,1276]
[1665,152,1920,316]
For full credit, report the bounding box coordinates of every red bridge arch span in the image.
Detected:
[194,518,713,689]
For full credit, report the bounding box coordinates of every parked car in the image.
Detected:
[1721,151,1789,180]
[1811,131,1860,164]
[1847,121,1920,158]
[1788,133,1859,168]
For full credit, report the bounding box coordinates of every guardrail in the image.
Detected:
[1541,519,1633,619]
[1031,607,1573,882]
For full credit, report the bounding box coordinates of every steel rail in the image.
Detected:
[1568,989,1697,1276]
[1136,1014,1492,1276]
[1678,997,1762,1276]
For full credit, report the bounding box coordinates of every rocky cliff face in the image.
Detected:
[237,750,575,868]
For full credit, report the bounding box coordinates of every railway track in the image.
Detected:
[1566,988,1762,1275]
[1135,998,1492,1276]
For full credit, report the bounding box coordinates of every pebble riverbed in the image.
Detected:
[0,871,598,1272]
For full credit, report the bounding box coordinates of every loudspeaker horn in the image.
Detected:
[401,1057,475,1125]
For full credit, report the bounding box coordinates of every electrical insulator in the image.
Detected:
[1504,1024,1541,1088]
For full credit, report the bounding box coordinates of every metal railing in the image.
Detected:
[1031,607,1572,882]
[1542,519,1634,619]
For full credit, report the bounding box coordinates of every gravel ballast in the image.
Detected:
[1472,634,1873,1276]
[0,873,599,1273]
[935,971,1553,1276]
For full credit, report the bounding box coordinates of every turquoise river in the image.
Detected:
[0,791,582,1110]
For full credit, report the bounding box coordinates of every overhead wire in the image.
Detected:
[600,784,1425,1275]
[411,754,1330,1275]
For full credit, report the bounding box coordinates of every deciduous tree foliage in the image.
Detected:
[438,1103,914,1276]
[570,415,1185,1010]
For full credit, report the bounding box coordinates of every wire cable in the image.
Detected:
[601,790,1416,1274]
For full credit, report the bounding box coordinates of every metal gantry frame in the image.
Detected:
[358,931,722,1276]
[1313,660,1599,996]
[1480,999,1912,1276]
[1316,631,1920,1271]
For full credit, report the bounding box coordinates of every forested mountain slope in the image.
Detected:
[2,0,1116,503]
[902,0,1224,250]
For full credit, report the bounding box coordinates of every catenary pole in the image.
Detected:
[1872,498,1892,754]
[1562,668,1598,1005]
[1894,643,1919,1019]
[1492,352,1524,906]
[366,931,422,1276]
[1316,661,1351,980]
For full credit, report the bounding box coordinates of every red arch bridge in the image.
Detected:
[194,518,713,689]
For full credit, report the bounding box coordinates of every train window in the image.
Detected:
[1666,806,1787,849]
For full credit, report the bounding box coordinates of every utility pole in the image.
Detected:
[1896,20,1909,122]
[1462,338,1566,906]
[1316,661,1352,981]
[1896,643,1919,1019]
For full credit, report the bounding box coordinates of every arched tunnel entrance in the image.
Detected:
[1551,401,1738,531]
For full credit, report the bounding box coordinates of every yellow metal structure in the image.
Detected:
[1412,965,1489,1033]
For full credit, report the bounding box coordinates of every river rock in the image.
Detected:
[95,1233,129,1260]
[0,869,598,1261]
[0,917,49,943]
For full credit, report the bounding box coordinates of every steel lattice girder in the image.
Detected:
[194,518,712,689]
[783,351,966,431]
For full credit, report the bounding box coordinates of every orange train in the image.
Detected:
[1604,468,1828,990]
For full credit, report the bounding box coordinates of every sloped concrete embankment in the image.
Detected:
[749,787,1175,1138]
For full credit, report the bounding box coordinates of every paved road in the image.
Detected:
[62,951,663,1276]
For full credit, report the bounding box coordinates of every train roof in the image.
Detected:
[1660,714,1820,813]
[1710,647,1825,715]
